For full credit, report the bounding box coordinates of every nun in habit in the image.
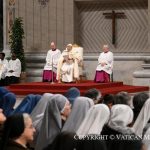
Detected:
[132,92,149,123]
[101,104,143,150]
[133,99,150,150]
[0,113,35,150]
[132,99,150,137]
[30,93,54,147]
[62,96,94,133]
[35,94,71,150]
[76,104,110,136]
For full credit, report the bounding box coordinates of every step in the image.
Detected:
[8,81,123,90]
[8,85,149,96]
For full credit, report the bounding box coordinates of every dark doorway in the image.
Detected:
[0,0,3,51]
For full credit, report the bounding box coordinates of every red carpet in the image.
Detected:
[7,80,149,96]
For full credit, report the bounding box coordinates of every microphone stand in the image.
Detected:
[51,57,54,84]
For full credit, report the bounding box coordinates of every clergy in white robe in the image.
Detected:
[94,45,113,83]
[0,52,8,86]
[43,42,61,82]
[57,44,82,83]
[5,53,21,85]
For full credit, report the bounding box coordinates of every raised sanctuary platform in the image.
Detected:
[7,81,149,96]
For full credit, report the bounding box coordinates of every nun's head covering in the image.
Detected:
[1,92,16,117]
[31,93,53,129]
[64,87,80,104]
[132,98,150,136]
[62,96,94,132]
[1,113,30,150]
[77,104,110,135]
[35,94,69,150]
[12,94,42,114]
[108,104,133,134]
[0,87,9,104]
[30,93,54,148]
[0,87,9,96]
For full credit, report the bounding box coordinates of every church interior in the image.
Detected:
[0,0,150,150]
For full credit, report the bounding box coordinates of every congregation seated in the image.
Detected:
[5,52,21,86]
[0,87,148,150]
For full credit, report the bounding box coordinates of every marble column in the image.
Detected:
[3,0,10,56]
[133,0,150,86]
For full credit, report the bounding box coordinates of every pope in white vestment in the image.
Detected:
[94,45,113,83]
[43,42,61,82]
[57,44,82,83]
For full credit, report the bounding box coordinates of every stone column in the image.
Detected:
[3,0,10,56]
[132,0,150,86]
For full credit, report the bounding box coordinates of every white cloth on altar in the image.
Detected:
[96,51,113,74]
[0,59,8,79]
[44,49,61,71]
[6,59,21,77]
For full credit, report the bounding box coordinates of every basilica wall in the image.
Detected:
[4,0,150,85]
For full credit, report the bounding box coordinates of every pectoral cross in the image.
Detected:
[103,10,125,45]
